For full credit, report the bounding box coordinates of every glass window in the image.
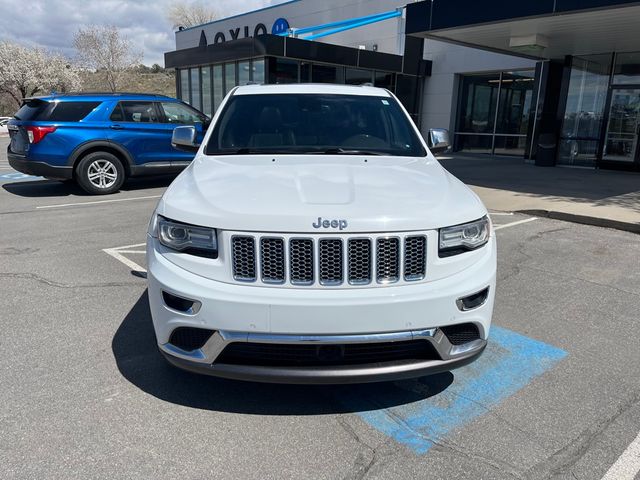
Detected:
[300,62,312,83]
[206,93,426,157]
[269,58,298,84]
[14,99,48,120]
[225,62,237,94]
[190,68,201,110]
[454,134,493,154]
[612,52,640,85]
[160,102,205,124]
[455,70,534,156]
[201,66,212,116]
[238,61,250,86]
[118,102,159,123]
[312,64,344,83]
[493,135,527,156]
[374,71,394,90]
[109,104,124,122]
[180,69,189,103]
[456,74,500,134]
[252,59,265,83]
[495,71,535,135]
[602,88,640,162]
[33,101,100,121]
[213,64,223,111]
[345,68,373,85]
[558,54,612,166]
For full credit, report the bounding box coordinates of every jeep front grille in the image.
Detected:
[231,233,427,287]
[260,237,285,284]
[319,239,344,285]
[231,236,256,281]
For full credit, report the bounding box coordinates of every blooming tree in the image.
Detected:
[73,25,143,92]
[168,1,218,30]
[0,41,81,107]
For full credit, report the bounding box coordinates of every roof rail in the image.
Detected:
[49,92,172,97]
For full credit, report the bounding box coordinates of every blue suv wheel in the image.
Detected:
[76,151,126,195]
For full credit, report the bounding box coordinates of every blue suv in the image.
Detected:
[7,93,208,194]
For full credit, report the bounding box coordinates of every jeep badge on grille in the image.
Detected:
[312,217,348,230]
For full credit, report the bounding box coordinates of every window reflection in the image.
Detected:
[613,52,640,85]
[558,54,612,166]
[190,68,200,110]
[455,70,534,155]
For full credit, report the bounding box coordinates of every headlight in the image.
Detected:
[439,216,490,257]
[158,216,218,258]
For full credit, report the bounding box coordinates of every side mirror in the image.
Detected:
[171,126,200,153]
[427,128,451,155]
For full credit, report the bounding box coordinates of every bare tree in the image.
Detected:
[0,41,80,108]
[168,1,218,30]
[73,25,142,92]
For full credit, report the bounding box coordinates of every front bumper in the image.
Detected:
[147,235,496,383]
[160,328,487,384]
[8,151,72,180]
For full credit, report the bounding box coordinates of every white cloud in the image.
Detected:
[0,0,288,66]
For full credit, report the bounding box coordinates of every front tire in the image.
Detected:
[75,152,125,195]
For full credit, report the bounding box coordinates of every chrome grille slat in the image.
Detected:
[319,239,344,285]
[231,233,426,287]
[260,237,285,283]
[376,237,400,283]
[404,236,427,281]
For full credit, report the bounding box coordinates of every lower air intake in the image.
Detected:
[168,327,215,352]
[216,340,439,367]
[440,323,481,345]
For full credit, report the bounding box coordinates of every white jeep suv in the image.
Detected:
[146,84,496,384]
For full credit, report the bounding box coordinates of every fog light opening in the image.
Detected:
[162,291,201,314]
[456,287,489,311]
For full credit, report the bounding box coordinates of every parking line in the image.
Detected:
[601,431,640,480]
[103,246,146,273]
[36,195,161,209]
[494,217,537,231]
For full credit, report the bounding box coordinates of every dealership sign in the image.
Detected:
[212,18,290,44]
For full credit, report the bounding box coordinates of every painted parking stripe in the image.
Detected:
[103,246,146,273]
[37,195,161,209]
[601,431,640,480]
[494,217,537,231]
[0,172,43,182]
[344,327,566,454]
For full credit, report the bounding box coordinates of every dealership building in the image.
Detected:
[165,0,640,171]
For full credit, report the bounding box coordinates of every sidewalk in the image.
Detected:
[439,154,640,233]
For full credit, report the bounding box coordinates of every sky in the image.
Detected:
[0,0,287,66]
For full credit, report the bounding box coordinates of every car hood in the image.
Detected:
[158,154,486,233]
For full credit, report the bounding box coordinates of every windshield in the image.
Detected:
[205,93,426,157]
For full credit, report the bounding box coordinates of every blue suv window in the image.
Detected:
[160,102,205,125]
[111,101,159,123]
[15,100,100,121]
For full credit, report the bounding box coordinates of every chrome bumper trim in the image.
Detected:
[159,325,484,365]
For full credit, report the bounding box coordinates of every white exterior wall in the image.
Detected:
[175,0,406,55]
[420,39,536,133]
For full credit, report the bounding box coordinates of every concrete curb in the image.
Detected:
[517,209,640,234]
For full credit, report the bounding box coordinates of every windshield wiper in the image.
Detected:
[322,148,384,155]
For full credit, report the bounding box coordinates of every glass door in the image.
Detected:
[603,88,640,163]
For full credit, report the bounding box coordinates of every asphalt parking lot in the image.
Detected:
[1,136,640,480]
